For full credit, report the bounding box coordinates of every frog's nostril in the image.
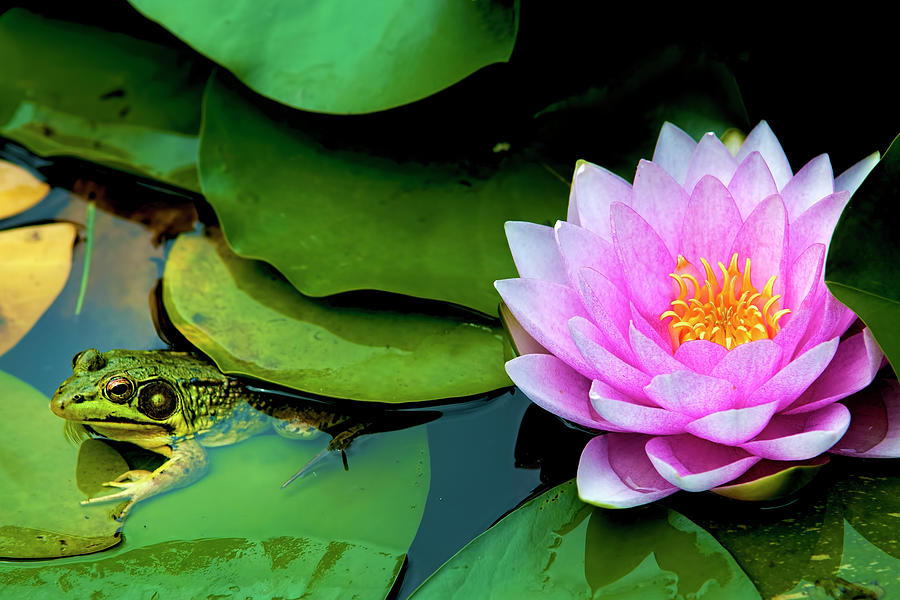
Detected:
[71,394,85,404]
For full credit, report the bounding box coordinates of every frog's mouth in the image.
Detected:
[79,417,174,434]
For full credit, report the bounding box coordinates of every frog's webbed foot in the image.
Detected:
[80,440,208,520]
[81,470,157,519]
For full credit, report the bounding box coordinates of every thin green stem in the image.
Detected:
[74,201,96,315]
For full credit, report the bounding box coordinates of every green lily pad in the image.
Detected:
[0,369,121,559]
[827,132,900,372]
[0,418,430,598]
[409,480,760,599]
[198,72,566,313]
[129,0,518,114]
[0,8,205,190]
[162,229,511,402]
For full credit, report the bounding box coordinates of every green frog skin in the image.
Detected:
[50,348,364,519]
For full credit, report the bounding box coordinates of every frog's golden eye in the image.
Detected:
[105,377,135,403]
[138,381,177,420]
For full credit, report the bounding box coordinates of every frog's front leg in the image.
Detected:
[82,438,208,520]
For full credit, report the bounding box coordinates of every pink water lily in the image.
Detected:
[496,122,899,507]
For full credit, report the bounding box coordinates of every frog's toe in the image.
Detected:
[110,469,153,484]
[81,488,133,505]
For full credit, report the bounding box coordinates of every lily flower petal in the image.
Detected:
[506,354,622,431]
[740,403,851,460]
[578,434,678,508]
[645,434,761,492]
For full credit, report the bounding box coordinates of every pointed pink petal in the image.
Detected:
[685,400,780,445]
[500,302,548,356]
[834,152,879,196]
[577,435,678,508]
[645,435,761,492]
[495,278,596,377]
[679,176,743,267]
[736,121,793,191]
[784,243,825,314]
[555,221,623,290]
[805,294,857,345]
[652,122,697,185]
[674,340,728,374]
[569,317,650,398]
[774,306,817,364]
[728,151,779,220]
[710,339,781,402]
[504,221,568,284]
[781,154,835,219]
[729,194,788,294]
[571,160,632,240]
[576,268,633,361]
[611,202,676,321]
[631,160,689,257]
[832,379,900,458]
[744,337,839,410]
[628,322,682,375]
[591,380,692,434]
[644,370,738,417]
[788,192,849,266]
[629,302,671,353]
[683,133,739,193]
[785,329,883,414]
[506,354,619,430]
[740,403,850,460]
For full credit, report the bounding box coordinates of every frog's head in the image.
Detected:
[51,348,228,450]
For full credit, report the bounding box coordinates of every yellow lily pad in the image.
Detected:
[0,223,76,357]
[0,159,49,219]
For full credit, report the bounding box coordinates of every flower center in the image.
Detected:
[660,253,790,351]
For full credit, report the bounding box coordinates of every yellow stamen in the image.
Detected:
[661,253,790,351]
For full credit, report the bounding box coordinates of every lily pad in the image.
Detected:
[129,0,518,114]
[0,369,121,559]
[0,159,49,219]
[0,8,205,190]
[0,417,431,598]
[0,223,77,357]
[199,73,567,314]
[827,132,900,372]
[163,229,511,402]
[409,480,760,599]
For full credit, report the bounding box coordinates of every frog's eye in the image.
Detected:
[137,381,177,420]
[105,377,135,403]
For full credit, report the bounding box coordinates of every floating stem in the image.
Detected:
[74,201,96,315]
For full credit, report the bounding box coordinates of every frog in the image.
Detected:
[50,348,370,519]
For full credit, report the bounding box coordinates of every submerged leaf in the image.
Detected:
[0,223,76,357]
[409,480,760,599]
[0,370,121,558]
[199,74,566,313]
[163,229,511,402]
[0,159,49,219]
[130,0,519,114]
[0,9,205,190]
